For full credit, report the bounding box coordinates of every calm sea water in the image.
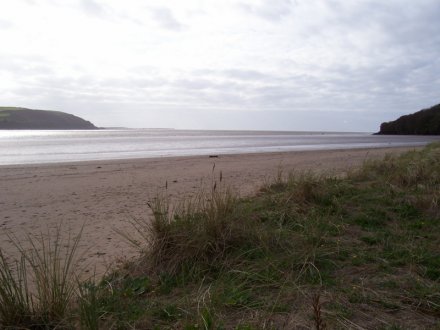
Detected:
[1,129,440,166]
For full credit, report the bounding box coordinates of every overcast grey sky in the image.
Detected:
[0,0,439,131]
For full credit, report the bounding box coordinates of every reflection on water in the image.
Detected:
[1,129,439,165]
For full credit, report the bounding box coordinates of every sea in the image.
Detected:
[1,129,440,166]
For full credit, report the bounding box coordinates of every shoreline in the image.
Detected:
[3,129,440,167]
[0,146,422,276]
[0,143,428,169]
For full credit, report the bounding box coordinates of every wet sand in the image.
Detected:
[0,146,419,276]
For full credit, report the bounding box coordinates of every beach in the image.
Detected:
[0,146,420,276]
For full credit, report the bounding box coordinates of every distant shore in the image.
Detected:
[0,146,422,276]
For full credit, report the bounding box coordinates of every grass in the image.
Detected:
[0,225,84,328]
[0,251,32,326]
[0,107,23,121]
[1,144,440,328]
[0,112,10,120]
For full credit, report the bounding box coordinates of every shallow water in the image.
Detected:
[1,129,439,165]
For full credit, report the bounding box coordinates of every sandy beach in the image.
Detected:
[0,146,419,276]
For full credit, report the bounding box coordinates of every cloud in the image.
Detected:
[0,0,439,131]
[150,7,185,31]
[222,69,270,81]
[0,55,54,78]
[239,0,294,21]
[80,0,106,17]
[0,19,13,29]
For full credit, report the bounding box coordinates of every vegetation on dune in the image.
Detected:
[1,144,440,328]
[0,226,83,328]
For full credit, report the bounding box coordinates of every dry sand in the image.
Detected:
[0,146,418,276]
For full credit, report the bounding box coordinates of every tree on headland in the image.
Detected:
[377,103,440,135]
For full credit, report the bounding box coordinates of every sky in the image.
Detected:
[0,0,439,132]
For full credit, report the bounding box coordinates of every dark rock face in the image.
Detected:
[0,108,98,130]
[377,104,440,135]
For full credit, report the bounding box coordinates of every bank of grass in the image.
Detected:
[1,144,440,328]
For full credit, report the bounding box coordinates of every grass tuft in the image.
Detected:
[0,225,84,328]
[143,185,255,276]
[0,251,33,327]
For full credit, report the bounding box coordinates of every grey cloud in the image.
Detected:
[75,0,145,25]
[150,7,185,31]
[3,0,439,131]
[12,80,135,107]
[222,69,270,81]
[277,1,440,114]
[8,66,435,132]
[322,0,440,56]
[194,68,272,83]
[0,19,13,29]
[6,56,439,129]
[188,69,314,109]
[205,59,439,116]
[131,67,387,113]
[173,77,241,91]
[80,0,106,17]
[239,0,294,21]
[0,55,54,76]
[124,77,168,89]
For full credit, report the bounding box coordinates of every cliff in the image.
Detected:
[0,107,98,130]
[377,103,440,135]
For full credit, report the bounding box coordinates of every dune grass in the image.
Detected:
[81,143,440,329]
[0,251,32,326]
[1,144,440,328]
[0,226,83,329]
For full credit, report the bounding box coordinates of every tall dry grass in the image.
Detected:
[123,168,259,276]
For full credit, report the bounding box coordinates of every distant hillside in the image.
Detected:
[377,103,440,135]
[0,107,98,130]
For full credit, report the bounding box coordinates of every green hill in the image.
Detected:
[377,103,440,135]
[0,107,98,130]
